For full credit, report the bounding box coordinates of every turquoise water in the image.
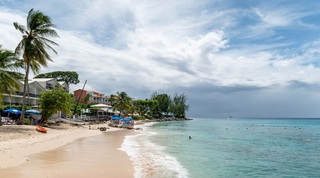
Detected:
[122,118,320,178]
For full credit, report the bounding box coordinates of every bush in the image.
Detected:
[132,115,142,120]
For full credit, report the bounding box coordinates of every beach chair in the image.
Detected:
[2,117,14,125]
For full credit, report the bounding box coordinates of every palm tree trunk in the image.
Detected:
[27,81,30,106]
[19,62,30,124]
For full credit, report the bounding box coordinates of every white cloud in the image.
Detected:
[2,1,320,117]
[253,8,295,27]
[0,8,25,50]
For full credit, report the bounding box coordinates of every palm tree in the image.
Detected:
[0,46,24,103]
[113,91,132,116]
[13,8,59,123]
[109,94,116,107]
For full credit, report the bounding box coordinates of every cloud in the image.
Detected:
[1,1,320,117]
[0,8,25,49]
[181,83,320,118]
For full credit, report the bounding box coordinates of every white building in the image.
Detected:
[1,78,69,107]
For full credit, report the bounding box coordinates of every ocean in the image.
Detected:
[121,118,320,178]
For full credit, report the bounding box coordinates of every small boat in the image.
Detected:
[36,125,47,133]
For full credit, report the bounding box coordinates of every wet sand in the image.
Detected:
[0,130,135,178]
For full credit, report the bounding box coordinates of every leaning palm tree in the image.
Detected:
[0,46,24,102]
[13,8,59,123]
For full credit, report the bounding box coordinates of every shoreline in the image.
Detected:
[121,121,190,178]
[0,122,134,173]
[0,120,193,177]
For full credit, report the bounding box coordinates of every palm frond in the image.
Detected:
[14,38,26,56]
[37,37,58,55]
[36,28,59,38]
[6,71,24,80]
[26,8,34,30]
[29,59,41,74]
[0,50,24,93]
[13,22,27,34]
[0,77,20,93]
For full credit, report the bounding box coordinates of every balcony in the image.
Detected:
[13,92,40,98]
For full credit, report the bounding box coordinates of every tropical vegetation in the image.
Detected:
[0,46,24,102]
[108,91,189,119]
[150,92,189,119]
[133,99,158,118]
[38,87,73,123]
[171,93,189,118]
[150,92,171,118]
[13,8,59,123]
[35,71,80,85]
[111,91,132,116]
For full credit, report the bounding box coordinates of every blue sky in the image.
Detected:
[1,0,320,118]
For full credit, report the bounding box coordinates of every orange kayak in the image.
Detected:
[36,125,47,133]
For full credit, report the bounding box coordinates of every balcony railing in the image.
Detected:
[3,102,37,106]
[14,92,40,98]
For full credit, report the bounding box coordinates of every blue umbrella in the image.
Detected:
[3,108,21,114]
[25,109,41,115]
[120,117,132,122]
[112,116,122,120]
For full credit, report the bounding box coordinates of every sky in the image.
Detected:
[1,0,320,118]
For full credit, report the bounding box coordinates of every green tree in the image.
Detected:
[83,93,91,104]
[14,8,59,123]
[113,91,132,116]
[0,46,24,104]
[133,99,158,117]
[150,92,171,118]
[38,87,73,123]
[171,93,189,118]
[35,71,80,85]
[72,103,83,116]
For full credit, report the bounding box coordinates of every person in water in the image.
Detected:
[189,136,192,139]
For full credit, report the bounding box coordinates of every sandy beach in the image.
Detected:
[0,122,136,177]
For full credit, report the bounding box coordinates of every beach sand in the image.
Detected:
[0,123,135,178]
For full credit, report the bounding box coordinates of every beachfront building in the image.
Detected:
[74,90,114,120]
[73,89,111,105]
[32,78,69,91]
[1,78,69,107]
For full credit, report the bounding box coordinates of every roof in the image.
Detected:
[32,78,56,82]
[74,89,87,92]
[27,81,46,90]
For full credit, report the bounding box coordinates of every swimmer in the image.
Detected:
[306,139,311,142]
[189,136,192,139]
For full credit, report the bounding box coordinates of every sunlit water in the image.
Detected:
[121,118,320,178]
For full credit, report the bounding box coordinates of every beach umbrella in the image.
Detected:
[25,109,41,115]
[91,104,112,108]
[112,116,122,120]
[3,108,21,114]
[120,117,132,122]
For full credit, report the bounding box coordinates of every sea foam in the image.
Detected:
[120,123,189,178]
